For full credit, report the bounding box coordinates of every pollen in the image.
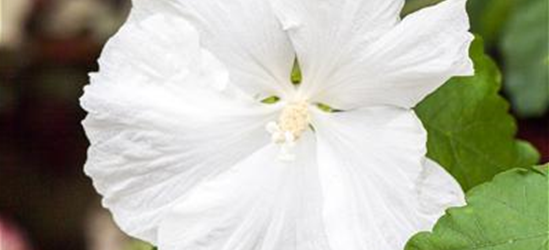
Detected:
[266,101,311,161]
[278,101,311,139]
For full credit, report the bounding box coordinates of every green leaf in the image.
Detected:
[416,37,540,190]
[468,0,519,47]
[404,0,549,117]
[405,165,549,250]
[501,0,549,117]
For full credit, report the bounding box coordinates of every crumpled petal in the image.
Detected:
[311,107,463,250]
[158,133,332,250]
[132,0,297,99]
[156,107,465,250]
[312,0,474,110]
[81,12,278,244]
[270,0,404,97]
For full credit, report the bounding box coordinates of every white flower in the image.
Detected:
[80,0,474,249]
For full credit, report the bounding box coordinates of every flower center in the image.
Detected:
[266,101,311,161]
[278,101,311,139]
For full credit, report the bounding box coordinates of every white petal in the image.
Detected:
[416,158,466,227]
[132,0,296,99]
[81,13,278,244]
[158,133,332,250]
[313,0,474,109]
[270,0,404,97]
[312,107,429,250]
[96,13,198,82]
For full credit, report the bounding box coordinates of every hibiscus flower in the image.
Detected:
[81,0,473,249]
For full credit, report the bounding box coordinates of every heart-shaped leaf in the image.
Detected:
[406,165,548,250]
[416,37,540,190]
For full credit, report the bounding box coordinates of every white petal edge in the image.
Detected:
[312,107,429,250]
[269,0,404,97]
[416,158,466,228]
[81,12,278,244]
[312,0,474,110]
[131,0,297,99]
[158,133,332,250]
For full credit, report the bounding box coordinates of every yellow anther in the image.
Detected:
[278,101,311,139]
[265,101,311,161]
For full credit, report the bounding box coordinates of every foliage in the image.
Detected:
[416,37,540,190]
[405,0,549,118]
[467,0,519,47]
[502,0,549,117]
[406,165,548,250]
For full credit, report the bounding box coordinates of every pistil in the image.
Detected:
[266,101,311,161]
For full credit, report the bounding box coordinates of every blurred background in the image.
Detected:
[0,0,547,249]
